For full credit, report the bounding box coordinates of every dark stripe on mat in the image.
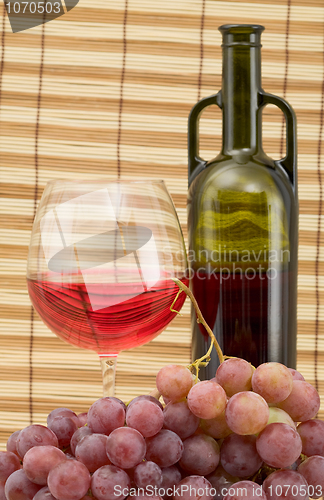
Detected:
[314,22,324,394]
[197,0,206,102]
[0,4,6,111]
[280,0,291,159]
[117,0,128,179]
[29,20,46,425]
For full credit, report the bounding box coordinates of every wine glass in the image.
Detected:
[27,180,188,396]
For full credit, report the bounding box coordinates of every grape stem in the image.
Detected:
[149,387,162,400]
[171,278,225,367]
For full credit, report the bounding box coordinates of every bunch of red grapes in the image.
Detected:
[1,359,324,500]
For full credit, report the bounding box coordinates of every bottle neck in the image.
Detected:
[221,42,262,156]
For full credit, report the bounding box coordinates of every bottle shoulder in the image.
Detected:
[188,153,295,203]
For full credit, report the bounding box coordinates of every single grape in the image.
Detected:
[75,433,111,472]
[298,455,324,499]
[146,429,184,468]
[23,445,66,485]
[252,362,293,404]
[200,410,232,439]
[215,358,253,397]
[70,426,93,455]
[0,451,21,482]
[128,395,163,411]
[161,465,182,493]
[206,465,240,500]
[88,397,125,434]
[47,408,79,427]
[225,392,269,435]
[6,430,21,458]
[17,425,59,458]
[223,480,267,500]
[47,415,78,448]
[277,380,320,422]
[288,368,305,381]
[179,434,220,476]
[267,407,296,429]
[4,469,41,500]
[33,486,57,499]
[263,469,309,500]
[134,460,163,488]
[297,419,324,456]
[163,401,200,439]
[77,412,88,427]
[47,460,91,500]
[91,465,131,500]
[156,365,193,402]
[256,422,302,468]
[187,381,227,420]
[220,433,262,478]
[126,399,164,437]
[173,476,213,500]
[106,427,146,469]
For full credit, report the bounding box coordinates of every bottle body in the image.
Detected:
[188,154,298,378]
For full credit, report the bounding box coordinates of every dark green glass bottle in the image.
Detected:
[188,24,298,378]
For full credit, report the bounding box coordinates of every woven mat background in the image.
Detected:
[0,0,324,449]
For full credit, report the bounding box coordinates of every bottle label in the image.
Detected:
[192,189,290,275]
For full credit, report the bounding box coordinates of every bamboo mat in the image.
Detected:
[0,0,324,450]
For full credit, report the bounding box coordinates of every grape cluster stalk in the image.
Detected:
[1,281,324,500]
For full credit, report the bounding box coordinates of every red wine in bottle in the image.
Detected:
[187,24,298,378]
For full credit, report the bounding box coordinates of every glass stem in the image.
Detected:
[100,355,118,397]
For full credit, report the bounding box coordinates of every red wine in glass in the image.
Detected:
[27,274,188,355]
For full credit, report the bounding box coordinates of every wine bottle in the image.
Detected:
[188,24,298,379]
